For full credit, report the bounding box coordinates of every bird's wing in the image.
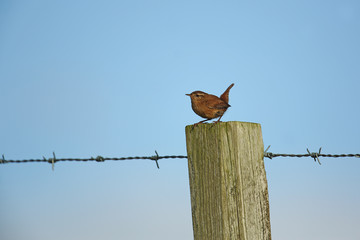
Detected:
[205,95,230,109]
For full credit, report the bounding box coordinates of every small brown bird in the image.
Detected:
[186,83,234,126]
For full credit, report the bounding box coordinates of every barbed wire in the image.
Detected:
[0,151,187,170]
[0,147,359,169]
[263,146,360,165]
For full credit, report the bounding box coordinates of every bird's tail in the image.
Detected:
[220,83,234,104]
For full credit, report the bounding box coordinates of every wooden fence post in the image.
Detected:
[185,121,271,240]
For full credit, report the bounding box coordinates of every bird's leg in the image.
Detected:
[209,115,224,129]
[213,114,224,123]
[191,119,211,131]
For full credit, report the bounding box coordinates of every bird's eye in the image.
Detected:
[195,94,201,97]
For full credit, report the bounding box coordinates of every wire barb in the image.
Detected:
[95,156,105,162]
[307,148,322,165]
[151,150,160,169]
[47,151,57,171]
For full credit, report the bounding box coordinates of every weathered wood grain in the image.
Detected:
[185,121,271,240]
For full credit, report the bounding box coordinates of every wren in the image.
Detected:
[186,83,234,126]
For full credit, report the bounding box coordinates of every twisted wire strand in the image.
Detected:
[1,147,359,168]
[263,146,360,165]
[264,153,360,158]
[2,153,359,163]
[0,156,189,163]
[0,152,188,169]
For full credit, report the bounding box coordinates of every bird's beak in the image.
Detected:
[186,93,191,96]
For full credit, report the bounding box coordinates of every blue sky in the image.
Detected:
[1,1,359,239]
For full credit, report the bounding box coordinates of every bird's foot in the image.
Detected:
[209,121,221,128]
[190,120,211,131]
